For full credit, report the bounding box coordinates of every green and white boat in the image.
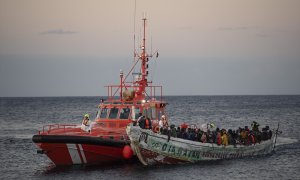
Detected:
[126,124,279,166]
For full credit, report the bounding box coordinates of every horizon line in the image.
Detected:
[1,94,300,98]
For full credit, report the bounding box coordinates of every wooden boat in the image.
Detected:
[126,124,279,166]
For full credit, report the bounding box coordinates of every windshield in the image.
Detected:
[108,107,119,119]
[100,107,108,119]
[119,107,131,119]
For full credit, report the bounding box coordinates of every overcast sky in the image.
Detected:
[0,0,299,97]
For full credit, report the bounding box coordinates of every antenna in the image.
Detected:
[133,0,136,61]
[151,36,153,56]
[132,0,137,83]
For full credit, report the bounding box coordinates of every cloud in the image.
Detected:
[177,26,193,30]
[255,32,268,38]
[40,29,78,35]
[217,27,233,31]
[217,26,258,31]
[217,25,269,37]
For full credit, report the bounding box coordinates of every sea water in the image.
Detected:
[0,96,299,179]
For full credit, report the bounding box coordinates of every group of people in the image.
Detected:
[153,116,273,146]
[81,113,273,146]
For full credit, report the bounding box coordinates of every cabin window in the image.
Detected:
[100,107,108,119]
[151,107,156,119]
[132,106,140,120]
[119,108,130,119]
[146,108,152,119]
[108,107,119,119]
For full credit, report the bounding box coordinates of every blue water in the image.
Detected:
[0,96,299,179]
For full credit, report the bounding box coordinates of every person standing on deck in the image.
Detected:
[137,113,146,128]
[144,117,152,129]
[81,114,91,132]
[159,115,165,128]
[221,129,229,146]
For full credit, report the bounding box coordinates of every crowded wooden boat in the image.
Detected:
[127,120,280,165]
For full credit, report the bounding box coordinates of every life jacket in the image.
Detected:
[241,131,247,139]
[180,123,188,129]
[250,134,255,144]
[153,125,160,133]
[217,132,222,145]
[145,119,150,129]
[222,134,228,146]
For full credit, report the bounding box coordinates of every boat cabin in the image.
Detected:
[94,85,167,129]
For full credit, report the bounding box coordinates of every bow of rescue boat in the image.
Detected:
[32,124,132,165]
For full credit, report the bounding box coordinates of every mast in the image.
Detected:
[135,18,149,100]
[110,17,161,102]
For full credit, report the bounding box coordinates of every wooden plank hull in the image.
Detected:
[127,125,276,166]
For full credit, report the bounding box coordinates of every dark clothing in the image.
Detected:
[170,128,177,137]
[138,116,146,129]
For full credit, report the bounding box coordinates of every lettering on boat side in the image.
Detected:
[139,132,148,143]
[144,136,263,160]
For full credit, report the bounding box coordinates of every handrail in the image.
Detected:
[105,84,163,101]
[39,124,78,134]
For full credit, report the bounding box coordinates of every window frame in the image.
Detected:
[99,107,109,119]
[108,107,119,119]
[119,107,131,120]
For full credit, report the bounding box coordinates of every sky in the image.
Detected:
[0,0,300,97]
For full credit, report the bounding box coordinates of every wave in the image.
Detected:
[275,137,298,146]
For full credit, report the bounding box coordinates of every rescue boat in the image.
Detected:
[32,18,167,165]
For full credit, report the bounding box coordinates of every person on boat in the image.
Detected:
[144,117,152,129]
[255,130,262,143]
[136,113,144,125]
[207,130,214,143]
[187,128,196,141]
[159,115,169,128]
[266,126,272,140]
[251,121,260,132]
[137,114,146,128]
[170,124,177,137]
[261,127,268,140]
[221,129,229,146]
[248,131,256,145]
[180,127,188,139]
[227,129,236,146]
[159,115,169,134]
[81,114,91,132]
[216,128,222,145]
[176,126,181,138]
[240,128,247,145]
[200,132,208,143]
[158,115,164,129]
[132,113,141,126]
[196,129,203,142]
[180,123,188,130]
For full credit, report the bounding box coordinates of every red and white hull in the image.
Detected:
[33,134,131,165]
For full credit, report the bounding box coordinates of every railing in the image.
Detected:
[39,124,78,134]
[105,84,163,101]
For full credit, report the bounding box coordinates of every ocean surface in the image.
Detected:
[0,95,299,180]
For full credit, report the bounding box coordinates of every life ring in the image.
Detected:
[153,125,160,133]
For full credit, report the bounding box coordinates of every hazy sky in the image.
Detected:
[0,0,299,97]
